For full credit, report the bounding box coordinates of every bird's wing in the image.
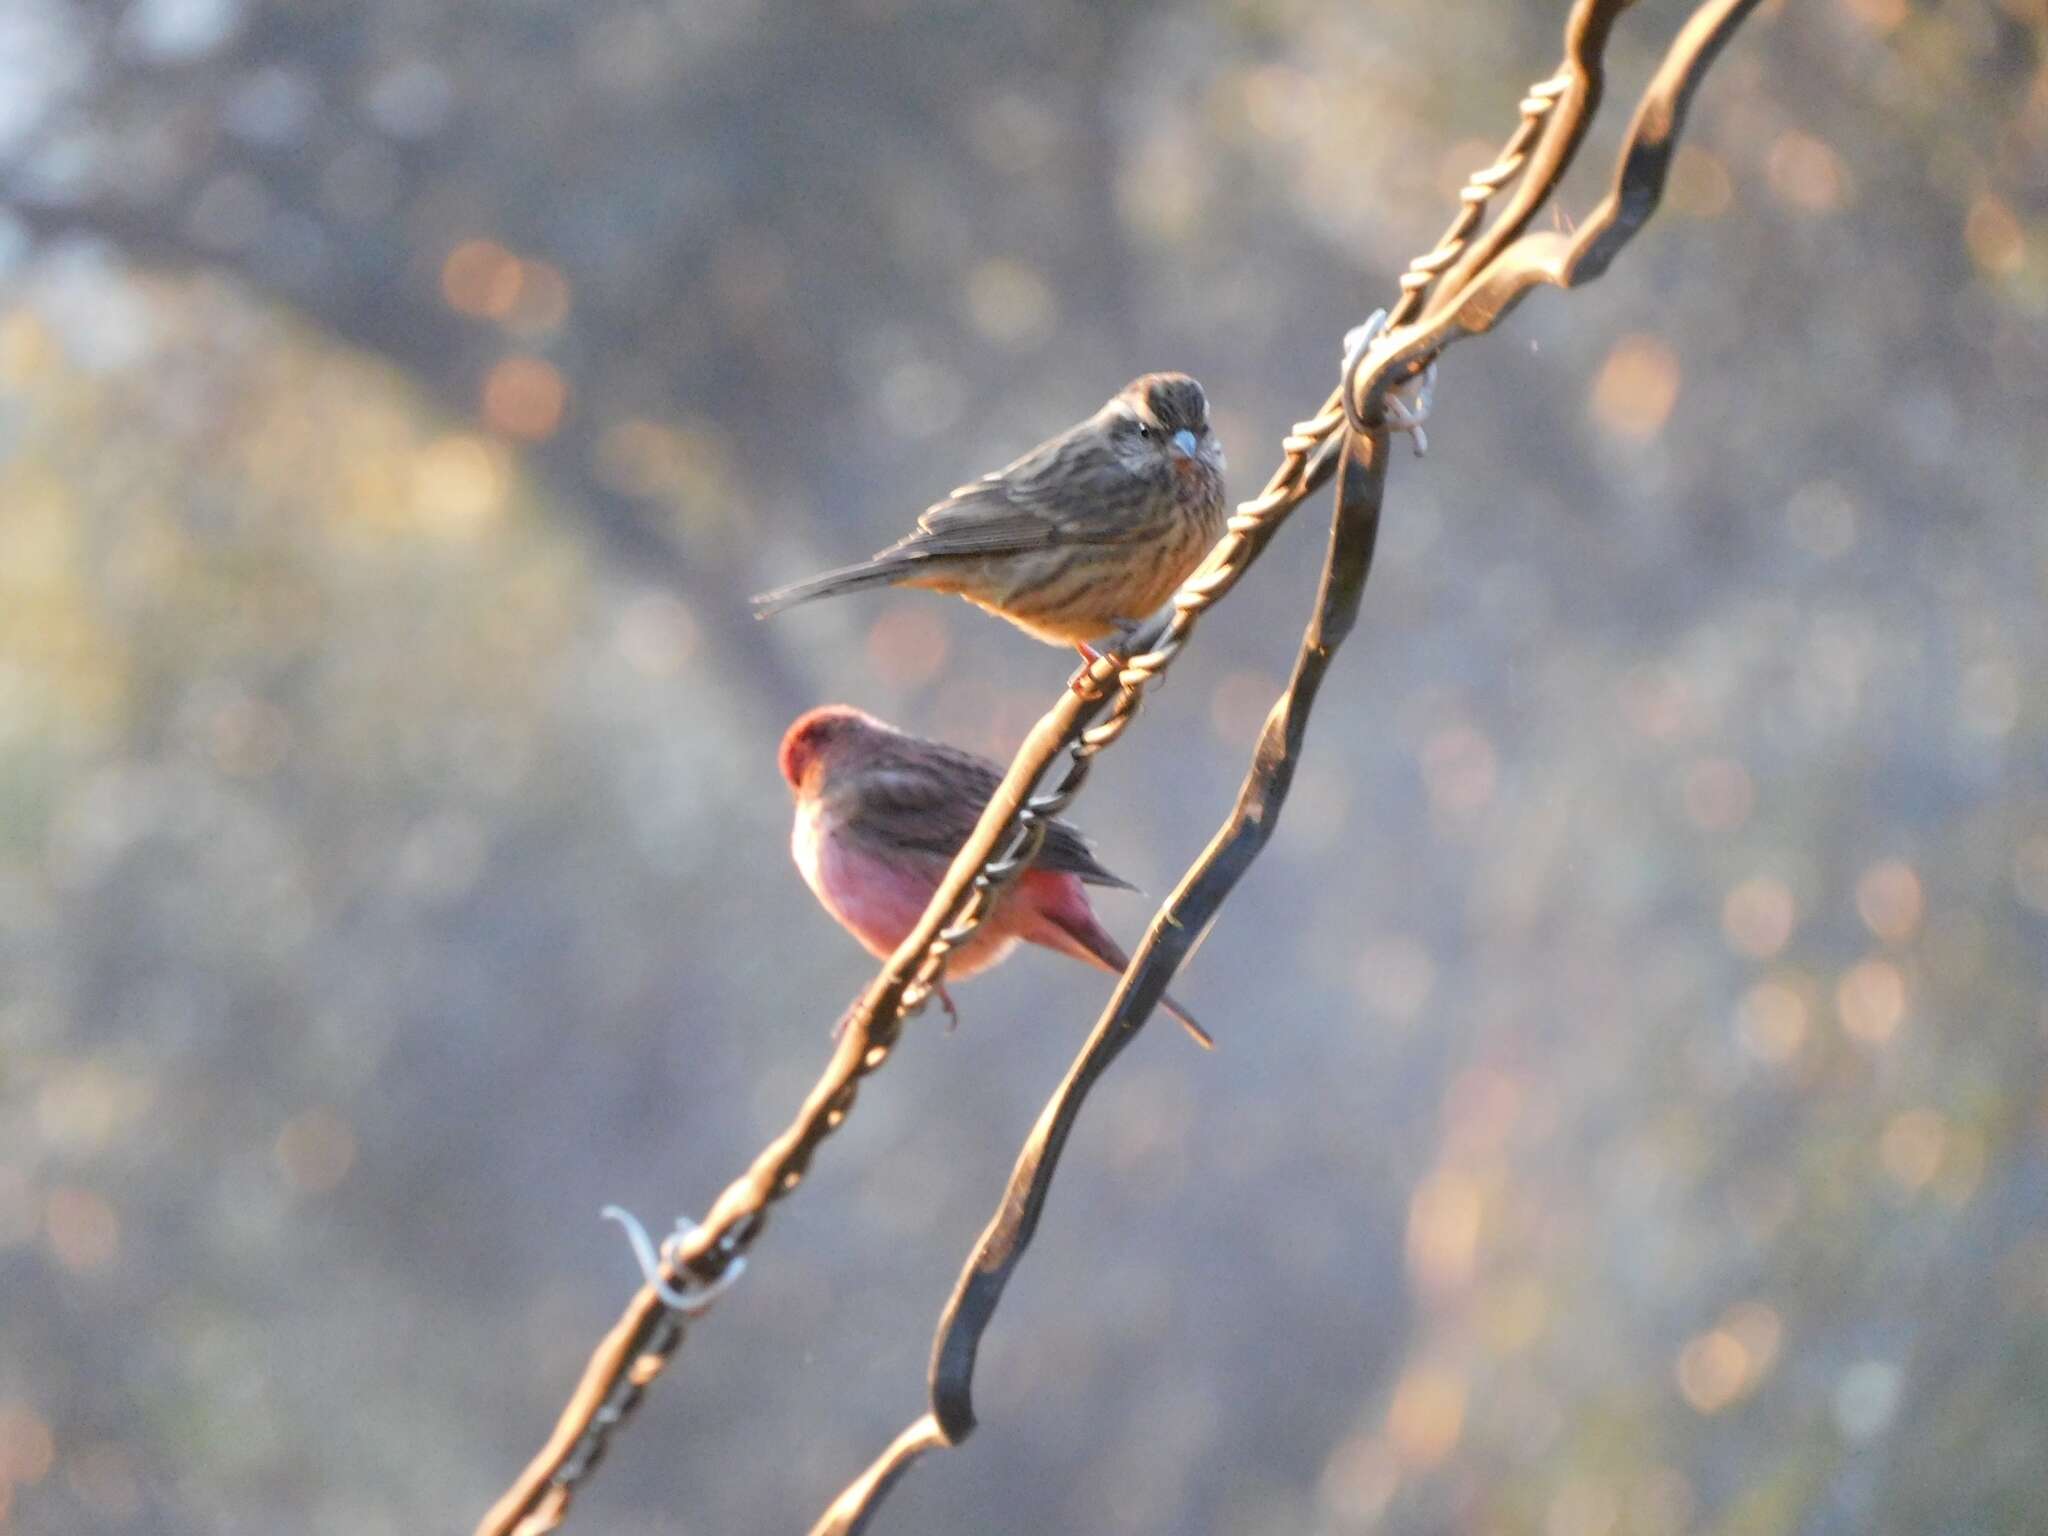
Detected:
[883,419,1153,562]
[850,742,1137,891]
[1036,818,1140,891]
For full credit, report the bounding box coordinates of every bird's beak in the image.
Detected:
[1171,428,1200,460]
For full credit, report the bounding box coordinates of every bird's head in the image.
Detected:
[778,704,891,795]
[1107,372,1226,485]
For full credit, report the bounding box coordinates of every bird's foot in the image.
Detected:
[1069,643,1106,698]
[1068,622,1145,696]
[937,982,959,1031]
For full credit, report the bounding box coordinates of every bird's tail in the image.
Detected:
[1154,988,1215,1050]
[751,557,909,619]
[1042,910,1214,1050]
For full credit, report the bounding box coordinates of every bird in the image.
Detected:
[779,704,1213,1048]
[752,373,1227,662]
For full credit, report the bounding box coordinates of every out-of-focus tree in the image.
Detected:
[1,0,2045,1533]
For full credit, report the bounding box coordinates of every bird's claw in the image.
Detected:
[1069,642,1110,699]
[1069,622,1145,696]
[937,982,959,1032]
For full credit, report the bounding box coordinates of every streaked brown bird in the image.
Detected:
[753,374,1227,659]
[780,705,1213,1048]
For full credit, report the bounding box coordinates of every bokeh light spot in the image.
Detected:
[1635,1468,1698,1535]
[1422,724,1498,819]
[1407,1168,1483,1295]
[1736,980,1808,1064]
[1444,1068,1523,1158]
[1835,0,1907,30]
[1357,934,1437,1023]
[865,604,951,691]
[1589,334,1681,440]
[1619,663,1693,742]
[1964,195,2026,277]
[1766,130,1849,212]
[276,1107,358,1195]
[44,1186,119,1274]
[1319,1433,1400,1525]
[0,1402,55,1486]
[1833,1360,1901,1440]
[1547,1478,1620,1536]
[1675,1328,1750,1413]
[1118,132,1205,240]
[874,358,964,439]
[35,1064,124,1154]
[1958,659,2019,737]
[1683,756,1754,831]
[410,434,506,537]
[1241,64,1322,141]
[1668,144,1734,217]
[1723,1301,1783,1379]
[1387,1364,1466,1468]
[1854,860,1923,944]
[596,419,682,500]
[1210,669,1279,743]
[0,311,55,386]
[1879,1107,1947,1191]
[1935,1124,1987,1207]
[483,357,568,441]
[1722,876,1797,959]
[1481,1276,1550,1354]
[1837,957,1906,1042]
[506,260,573,336]
[207,690,292,778]
[442,239,523,319]
[614,592,700,678]
[963,259,1056,347]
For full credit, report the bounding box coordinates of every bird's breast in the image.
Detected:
[791,797,832,904]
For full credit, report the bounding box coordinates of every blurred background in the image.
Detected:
[2,0,2045,1531]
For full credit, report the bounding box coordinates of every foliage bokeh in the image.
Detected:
[1,0,2045,1532]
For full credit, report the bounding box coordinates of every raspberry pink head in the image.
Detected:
[778,704,889,791]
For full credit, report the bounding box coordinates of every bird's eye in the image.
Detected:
[1134,421,1155,440]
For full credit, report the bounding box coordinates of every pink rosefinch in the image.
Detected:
[752,374,1227,659]
[780,705,1212,1048]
